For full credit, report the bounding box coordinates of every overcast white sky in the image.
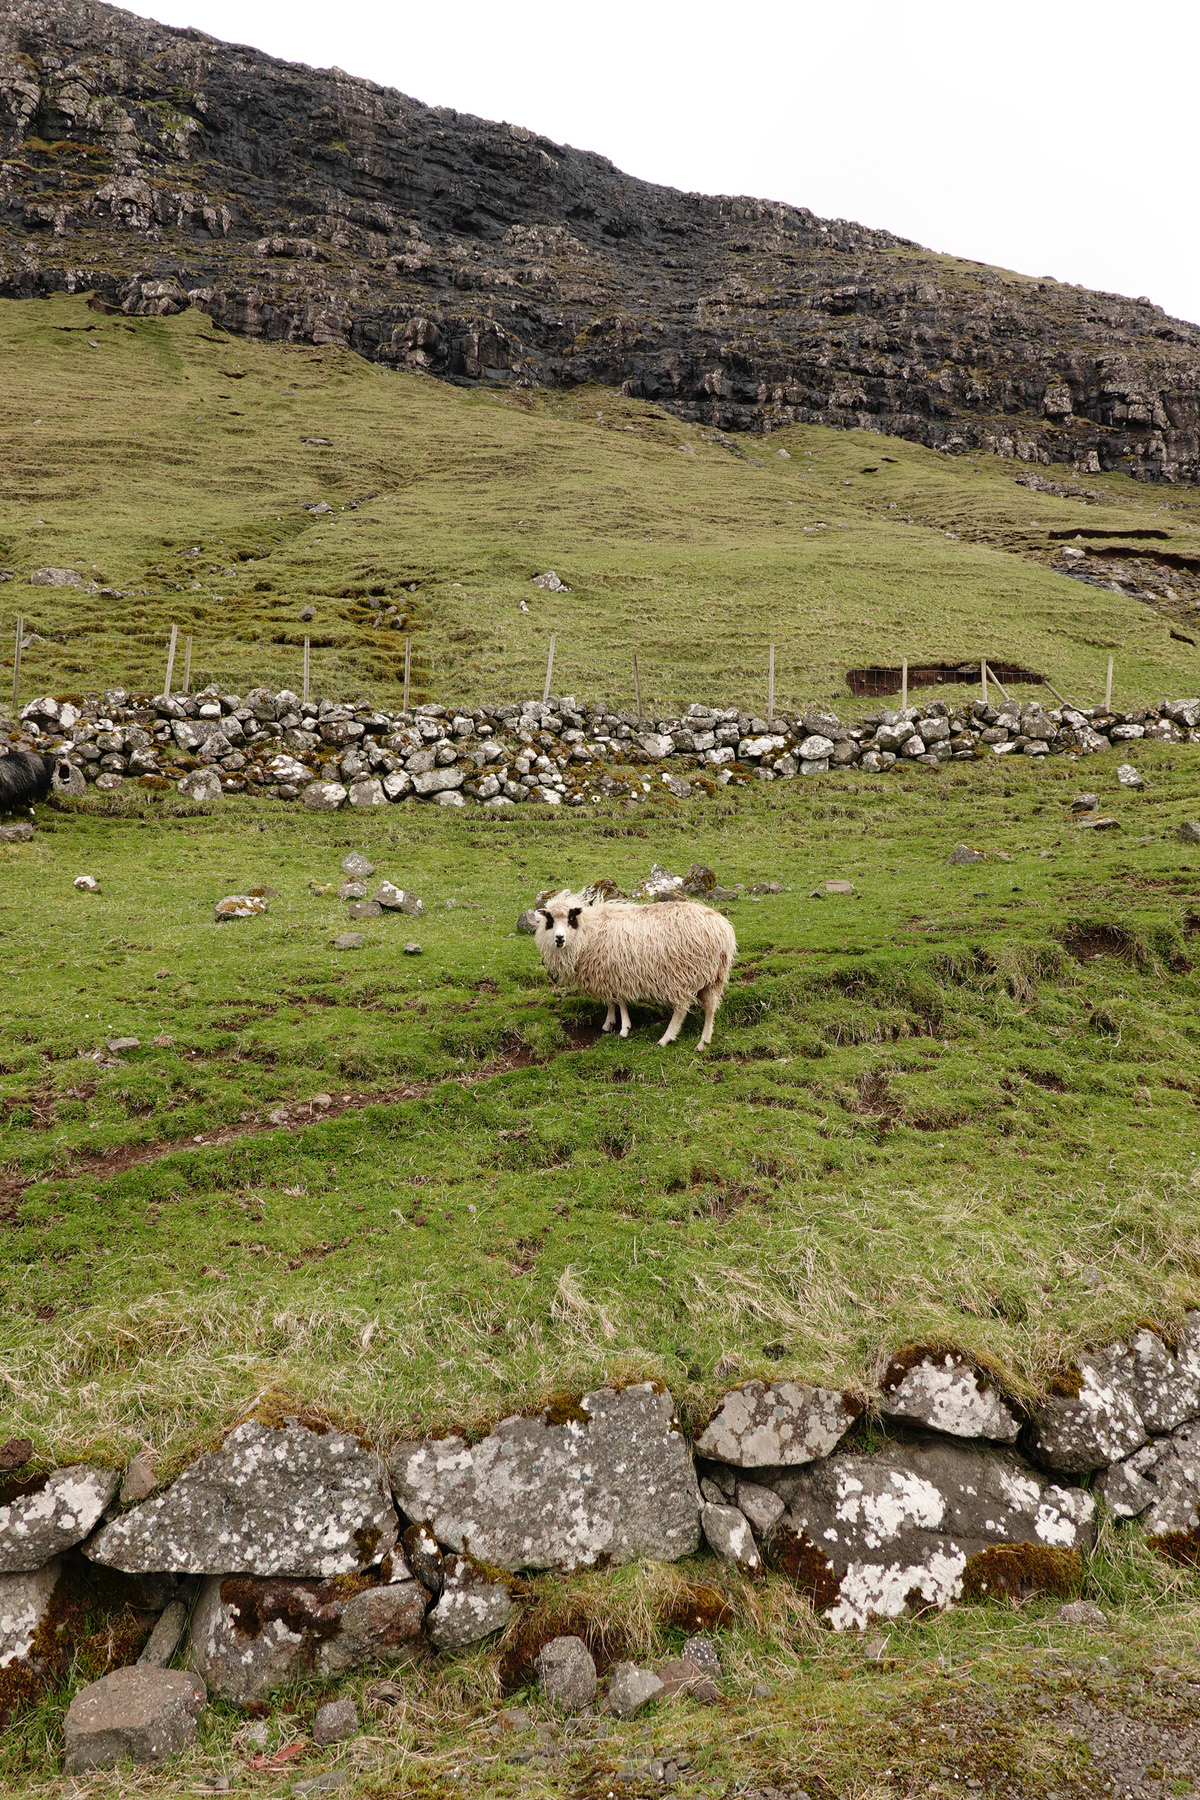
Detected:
[119,0,1200,326]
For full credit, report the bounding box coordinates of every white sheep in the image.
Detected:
[533,891,737,1049]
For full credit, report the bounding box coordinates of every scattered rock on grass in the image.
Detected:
[1077,814,1119,830]
[215,894,269,921]
[681,1635,722,1680]
[1117,764,1144,789]
[948,844,986,865]
[1179,821,1200,843]
[536,1635,597,1713]
[372,882,423,914]
[348,901,382,920]
[312,1698,359,1745]
[516,908,539,933]
[403,941,422,955]
[0,822,35,843]
[606,1662,663,1718]
[653,1656,720,1702]
[63,1666,206,1772]
[341,852,375,879]
[332,933,365,950]
[1057,1600,1107,1628]
[73,873,99,890]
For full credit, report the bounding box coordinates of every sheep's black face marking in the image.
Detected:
[541,911,555,930]
[568,908,582,929]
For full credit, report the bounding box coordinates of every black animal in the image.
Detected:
[0,750,56,814]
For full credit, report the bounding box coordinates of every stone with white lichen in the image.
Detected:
[0,1467,119,1572]
[426,1555,513,1650]
[85,1422,397,1577]
[1030,1344,1151,1473]
[880,1350,1021,1443]
[388,1383,699,1573]
[763,1440,1095,1631]
[700,1502,761,1576]
[694,1380,857,1468]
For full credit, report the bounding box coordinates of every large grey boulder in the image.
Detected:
[1030,1345,1151,1472]
[1126,1318,1200,1433]
[0,1466,119,1572]
[63,1666,206,1771]
[302,781,347,811]
[87,1421,397,1577]
[0,1559,61,1671]
[426,1554,513,1650]
[412,767,464,797]
[765,1440,1095,1631]
[389,1383,700,1573]
[186,1563,426,1701]
[880,1351,1021,1443]
[1097,1420,1200,1537]
[177,767,223,802]
[694,1380,857,1468]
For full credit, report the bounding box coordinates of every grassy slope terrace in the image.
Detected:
[2,293,1200,717]
[2,753,1198,1468]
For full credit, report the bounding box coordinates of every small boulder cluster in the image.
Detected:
[5,686,1200,813]
[5,1322,1200,1768]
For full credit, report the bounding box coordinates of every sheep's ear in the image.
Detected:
[568,907,582,928]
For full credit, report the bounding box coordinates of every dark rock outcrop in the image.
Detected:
[2,0,1199,481]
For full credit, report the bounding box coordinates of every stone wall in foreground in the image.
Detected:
[5,684,1200,813]
[4,1324,1200,1760]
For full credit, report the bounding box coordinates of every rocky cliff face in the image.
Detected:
[3,0,1199,482]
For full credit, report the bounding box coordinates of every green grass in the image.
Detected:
[3,293,1200,717]
[3,748,1199,1468]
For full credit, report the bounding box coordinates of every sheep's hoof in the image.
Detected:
[601,1021,613,1033]
[619,1028,630,1038]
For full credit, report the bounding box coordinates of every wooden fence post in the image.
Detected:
[163,623,178,698]
[1105,655,1114,710]
[632,651,642,721]
[984,661,1011,703]
[182,634,193,695]
[11,615,23,714]
[767,643,775,725]
[981,658,988,705]
[543,632,556,705]
[901,656,908,711]
[303,636,311,705]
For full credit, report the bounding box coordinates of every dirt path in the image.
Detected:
[0,1027,603,1217]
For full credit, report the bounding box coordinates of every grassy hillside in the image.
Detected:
[4,294,1200,1799]
[2,293,1199,716]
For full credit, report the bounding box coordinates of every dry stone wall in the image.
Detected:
[5,683,1200,814]
[5,1326,1200,1759]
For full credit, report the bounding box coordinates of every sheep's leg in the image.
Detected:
[658,1002,690,1047]
[618,1001,632,1038]
[697,983,720,1050]
[602,1003,618,1033]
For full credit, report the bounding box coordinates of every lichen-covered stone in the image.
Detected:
[185,1560,423,1701]
[694,1380,857,1468]
[0,1559,60,1670]
[700,1502,761,1577]
[734,1481,785,1537]
[0,1466,119,1572]
[1097,1420,1200,1536]
[1030,1346,1150,1472]
[765,1441,1096,1631]
[880,1351,1020,1443]
[426,1554,513,1650]
[63,1666,206,1771]
[87,1421,397,1577]
[389,1383,699,1572]
[1127,1317,1200,1434]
